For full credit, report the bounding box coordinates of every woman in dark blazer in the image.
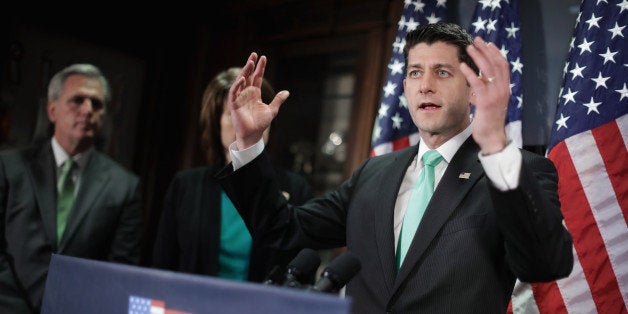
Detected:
[152,68,312,282]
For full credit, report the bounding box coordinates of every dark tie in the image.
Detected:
[397,150,443,269]
[57,159,76,245]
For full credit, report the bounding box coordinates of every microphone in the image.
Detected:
[282,248,321,288]
[310,251,361,293]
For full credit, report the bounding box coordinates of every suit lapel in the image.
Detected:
[59,152,111,250]
[393,138,484,290]
[27,142,58,250]
[374,147,418,293]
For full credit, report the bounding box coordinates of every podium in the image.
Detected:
[42,254,351,314]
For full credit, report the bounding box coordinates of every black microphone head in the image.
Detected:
[321,251,361,289]
[285,248,321,286]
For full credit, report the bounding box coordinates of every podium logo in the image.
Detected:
[128,295,192,314]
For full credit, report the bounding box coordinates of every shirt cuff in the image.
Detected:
[478,140,522,191]
[230,139,265,171]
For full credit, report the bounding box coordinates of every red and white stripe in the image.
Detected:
[512,114,628,313]
[371,132,420,157]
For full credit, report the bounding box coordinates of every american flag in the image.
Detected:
[128,296,191,314]
[370,0,448,156]
[511,0,628,313]
[468,0,523,148]
[129,296,164,314]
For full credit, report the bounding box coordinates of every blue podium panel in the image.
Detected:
[42,254,351,314]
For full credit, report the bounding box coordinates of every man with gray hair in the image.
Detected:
[0,63,143,312]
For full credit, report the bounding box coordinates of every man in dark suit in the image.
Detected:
[218,23,574,313]
[0,64,143,313]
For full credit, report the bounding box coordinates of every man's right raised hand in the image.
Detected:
[228,52,290,150]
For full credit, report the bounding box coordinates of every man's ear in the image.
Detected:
[47,101,56,123]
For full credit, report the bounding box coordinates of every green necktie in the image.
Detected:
[57,159,76,245]
[397,150,443,269]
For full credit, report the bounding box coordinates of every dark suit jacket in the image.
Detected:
[152,165,313,282]
[0,141,143,313]
[219,138,574,313]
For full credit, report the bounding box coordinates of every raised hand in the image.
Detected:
[460,37,511,154]
[228,52,290,150]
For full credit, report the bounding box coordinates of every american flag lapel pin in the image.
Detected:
[459,172,471,180]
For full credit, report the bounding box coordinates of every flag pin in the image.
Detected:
[459,172,471,179]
